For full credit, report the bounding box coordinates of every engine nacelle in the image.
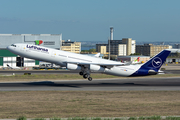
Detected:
[148,70,158,75]
[90,64,105,72]
[66,63,81,70]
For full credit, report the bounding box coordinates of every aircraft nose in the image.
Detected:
[7,46,10,50]
[7,46,12,51]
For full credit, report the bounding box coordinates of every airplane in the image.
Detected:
[7,43,171,81]
[132,57,141,64]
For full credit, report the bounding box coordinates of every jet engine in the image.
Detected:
[90,64,105,72]
[66,63,81,70]
[148,70,158,75]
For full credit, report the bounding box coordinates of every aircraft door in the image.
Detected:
[51,51,56,57]
[20,45,25,52]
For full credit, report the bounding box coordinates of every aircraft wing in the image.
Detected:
[66,62,126,68]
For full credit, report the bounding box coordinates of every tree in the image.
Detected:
[89,48,96,53]
[81,48,96,53]
[130,53,141,56]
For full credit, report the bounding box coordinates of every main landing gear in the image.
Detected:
[79,71,92,81]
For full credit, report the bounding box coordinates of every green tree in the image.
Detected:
[130,53,141,56]
[89,48,96,53]
[81,48,96,53]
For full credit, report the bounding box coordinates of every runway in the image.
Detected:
[0,70,104,76]
[0,70,78,75]
[0,70,180,75]
[0,77,180,91]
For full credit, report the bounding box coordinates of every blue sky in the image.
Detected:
[0,0,180,42]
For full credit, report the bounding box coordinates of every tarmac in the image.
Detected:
[0,64,180,91]
[0,77,180,91]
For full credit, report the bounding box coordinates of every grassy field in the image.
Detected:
[0,74,180,118]
[15,116,180,120]
[0,91,180,119]
[0,73,180,82]
[0,73,119,82]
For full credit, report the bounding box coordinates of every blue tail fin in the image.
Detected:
[141,50,171,71]
[131,50,171,76]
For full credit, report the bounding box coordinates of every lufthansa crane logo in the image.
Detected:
[152,57,162,68]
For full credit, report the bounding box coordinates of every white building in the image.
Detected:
[118,44,126,56]
[131,40,136,54]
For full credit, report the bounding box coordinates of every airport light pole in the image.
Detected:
[108,40,111,60]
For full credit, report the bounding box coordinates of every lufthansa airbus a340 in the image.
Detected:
[7,43,171,81]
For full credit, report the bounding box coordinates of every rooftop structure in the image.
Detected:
[61,40,81,54]
[136,44,172,57]
[96,38,136,56]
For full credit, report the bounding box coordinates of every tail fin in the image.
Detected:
[134,57,140,62]
[7,64,12,69]
[141,50,171,72]
[134,58,138,62]
[137,57,140,62]
[141,50,170,71]
[131,50,171,76]
[132,57,140,64]
[94,53,100,57]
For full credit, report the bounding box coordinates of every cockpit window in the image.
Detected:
[11,44,16,47]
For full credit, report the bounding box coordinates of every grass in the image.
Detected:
[0,73,180,82]
[138,116,162,120]
[0,91,180,119]
[32,119,46,120]
[17,116,27,120]
[15,116,180,120]
[50,117,61,120]
[166,116,180,120]
[128,117,137,120]
[1,72,180,119]
[0,73,119,82]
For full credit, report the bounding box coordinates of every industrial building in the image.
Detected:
[96,27,136,56]
[0,34,62,49]
[136,44,172,57]
[0,34,62,67]
[96,38,136,56]
[61,40,81,53]
[174,44,180,49]
[166,58,180,63]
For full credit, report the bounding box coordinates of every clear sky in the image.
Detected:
[0,0,180,42]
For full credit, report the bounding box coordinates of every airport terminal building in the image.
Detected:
[0,34,62,67]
